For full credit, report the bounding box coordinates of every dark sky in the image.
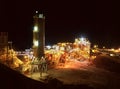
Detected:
[0,0,120,50]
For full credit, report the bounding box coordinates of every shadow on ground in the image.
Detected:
[0,63,95,89]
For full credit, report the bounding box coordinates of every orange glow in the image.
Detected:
[57,60,90,69]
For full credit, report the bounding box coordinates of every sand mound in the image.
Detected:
[93,55,120,73]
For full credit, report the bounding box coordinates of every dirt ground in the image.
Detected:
[46,58,120,89]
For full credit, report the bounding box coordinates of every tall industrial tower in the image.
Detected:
[33,11,45,59]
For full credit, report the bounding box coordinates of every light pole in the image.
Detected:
[8,41,13,61]
[8,41,12,49]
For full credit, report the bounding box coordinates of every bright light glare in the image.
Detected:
[39,14,43,18]
[103,46,105,49]
[110,54,114,56]
[46,45,51,49]
[34,26,38,32]
[34,41,39,47]
[111,48,115,51]
[36,11,38,13]
[80,37,84,41]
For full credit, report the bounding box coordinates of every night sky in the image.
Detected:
[0,0,120,50]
